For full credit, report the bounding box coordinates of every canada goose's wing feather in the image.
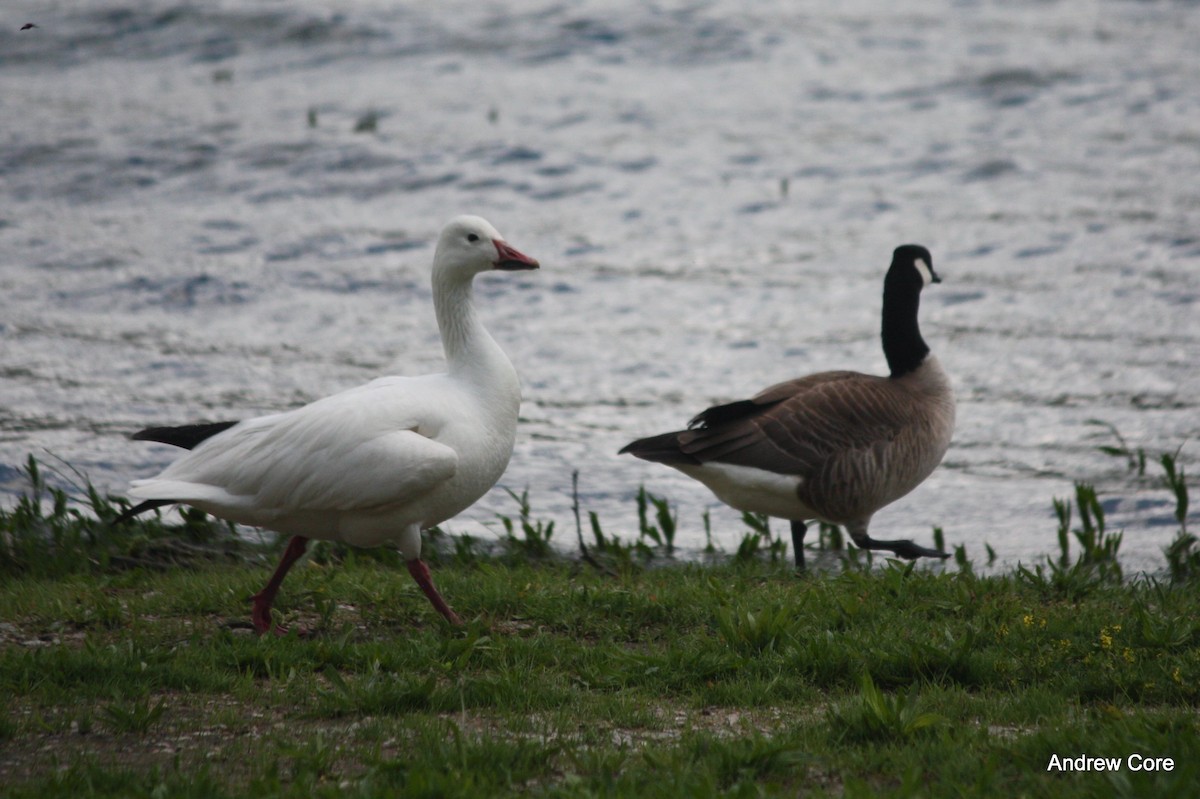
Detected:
[679,371,914,478]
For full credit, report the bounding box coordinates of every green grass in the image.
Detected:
[1,449,1198,797]
[3,555,1198,796]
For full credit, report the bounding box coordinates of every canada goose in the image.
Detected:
[116,216,540,632]
[620,245,955,568]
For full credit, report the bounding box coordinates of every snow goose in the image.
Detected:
[621,245,955,569]
[118,215,539,631]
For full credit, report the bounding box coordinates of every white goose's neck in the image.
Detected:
[432,271,520,393]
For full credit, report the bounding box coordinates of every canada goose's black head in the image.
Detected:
[887,244,938,293]
[882,244,938,378]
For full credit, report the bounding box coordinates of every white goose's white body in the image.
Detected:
[131,369,518,554]
[125,215,539,630]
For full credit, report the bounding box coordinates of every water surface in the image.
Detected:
[2,0,1198,572]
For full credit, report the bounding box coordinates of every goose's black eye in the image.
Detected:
[467,233,480,243]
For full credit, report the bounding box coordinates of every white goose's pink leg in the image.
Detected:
[251,535,309,636]
[406,558,463,626]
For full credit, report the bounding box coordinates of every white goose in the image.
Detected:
[621,245,955,568]
[118,215,539,632]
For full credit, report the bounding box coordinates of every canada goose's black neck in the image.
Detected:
[881,264,930,379]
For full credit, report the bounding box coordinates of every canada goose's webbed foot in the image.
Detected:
[861,537,950,561]
[789,520,807,570]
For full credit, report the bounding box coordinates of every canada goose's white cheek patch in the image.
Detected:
[914,258,934,286]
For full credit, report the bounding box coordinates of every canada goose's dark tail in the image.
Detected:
[619,430,701,466]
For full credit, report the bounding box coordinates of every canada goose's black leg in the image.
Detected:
[865,537,950,560]
[845,520,948,560]
[790,520,807,570]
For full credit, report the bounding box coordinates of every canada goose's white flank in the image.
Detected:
[621,245,955,568]
[118,216,539,632]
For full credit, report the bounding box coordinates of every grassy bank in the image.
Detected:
[1,455,1198,797]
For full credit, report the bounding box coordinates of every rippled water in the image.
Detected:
[3,0,1198,572]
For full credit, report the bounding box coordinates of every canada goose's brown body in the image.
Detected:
[621,245,955,567]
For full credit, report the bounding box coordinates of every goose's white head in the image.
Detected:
[433,215,540,281]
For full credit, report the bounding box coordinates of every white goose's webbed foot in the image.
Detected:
[406,558,463,626]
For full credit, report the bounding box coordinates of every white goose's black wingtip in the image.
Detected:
[132,421,238,450]
[110,499,174,527]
